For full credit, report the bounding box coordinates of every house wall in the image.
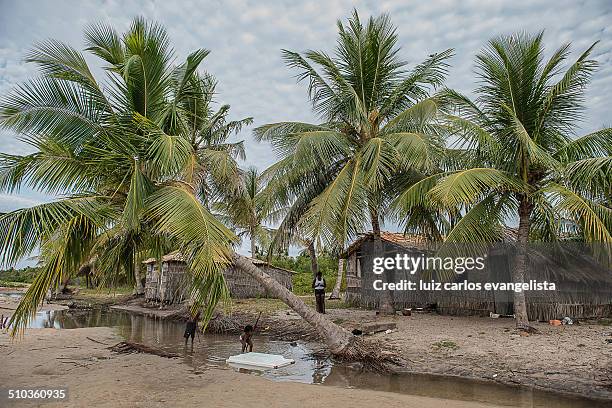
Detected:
[343,239,612,320]
[345,239,432,308]
[145,260,293,303]
[223,264,293,298]
[145,263,159,300]
[159,261,190,303]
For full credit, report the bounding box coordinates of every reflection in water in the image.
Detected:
[28,309,610,408]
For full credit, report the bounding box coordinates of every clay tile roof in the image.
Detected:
[161,251,184,262]
[141,250,184,264]
[343,231,428,257]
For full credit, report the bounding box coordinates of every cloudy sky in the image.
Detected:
[0,0,611,262]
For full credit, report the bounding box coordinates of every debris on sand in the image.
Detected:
[109,341,179,358]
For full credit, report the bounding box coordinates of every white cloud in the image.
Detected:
[0,193,46,213]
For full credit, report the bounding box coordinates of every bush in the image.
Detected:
[267,253,345,295]
[0,266,39,284]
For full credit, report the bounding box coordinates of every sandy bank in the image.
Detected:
[0,326,508,408]
[3,294,611,404]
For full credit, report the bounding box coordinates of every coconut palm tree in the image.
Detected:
[183,74,253,208]
[393,32,612,328]
[213,167,279,257]
[255,10,453,313]
[0,18,238,332]
[0,20,380,361]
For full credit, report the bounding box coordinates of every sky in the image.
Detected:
[0,0,611,264]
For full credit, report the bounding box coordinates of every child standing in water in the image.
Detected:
[240,325,254,353]
[183,311,201,346]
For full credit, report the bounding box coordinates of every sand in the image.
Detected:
[0,326,506,408]
[2,294,611,406]
[272,306,612,399]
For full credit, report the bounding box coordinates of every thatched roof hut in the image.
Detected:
[143,252,295,304]
[343,231,612,321]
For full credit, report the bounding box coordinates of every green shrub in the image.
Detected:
[0,266,39,284]
[267,253,345,295]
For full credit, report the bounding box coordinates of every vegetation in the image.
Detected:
[0,15,368,360]
[0,266,39,284]
[268,253,343,295]
[0,8,610,359]
[214,167,277,257]
[0,18,239,333]
[0,280,29,288]
[256,10,453,313]
[432,340,458,350]
[393,32,612,328]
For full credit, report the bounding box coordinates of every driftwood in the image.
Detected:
[86,336,109,345]
[351,322,397,335]
[109,341,179,358]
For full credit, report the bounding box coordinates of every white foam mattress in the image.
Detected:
[226,352,295,370]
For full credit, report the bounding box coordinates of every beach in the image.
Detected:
[2,294,612,407]
[1,325,507,408]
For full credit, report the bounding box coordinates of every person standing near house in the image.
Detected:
[312,272,326,313]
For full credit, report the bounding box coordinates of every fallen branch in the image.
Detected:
[59,360,90,368]
[86,336,109,345]
[108,341,179,358]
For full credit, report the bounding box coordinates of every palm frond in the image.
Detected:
[429,168,526,208]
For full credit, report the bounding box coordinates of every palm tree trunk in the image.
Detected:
[60,274,71,293]
[307,241,319,278]
[232,254,354,354]
[249,226,257,258]
[134,258,144,296]
[329,258,344,300]
[512,199,531,329]
[371,210,395,314]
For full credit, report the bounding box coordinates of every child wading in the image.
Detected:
[240,312,260,353]
[184,311,201,346]
[312,272,326,313]
[240,325,254,352]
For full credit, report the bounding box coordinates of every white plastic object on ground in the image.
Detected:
[226,352,296,370]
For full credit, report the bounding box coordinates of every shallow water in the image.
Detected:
[26,309,612,408]
[0,291,25,300]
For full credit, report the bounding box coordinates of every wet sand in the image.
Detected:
[1,327,505,408]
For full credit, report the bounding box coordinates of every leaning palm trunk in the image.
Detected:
[232,254,403,370]
[232,254,401,367]
[512,200,531,328]
[233,254,353,354]
[329,258,344,300]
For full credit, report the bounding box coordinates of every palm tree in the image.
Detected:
[394,32,612,328]
[0,18,237,332]
[214,167,278,257]
[183,74,253,208]
[0,19,379,361]
[232,254,393,363]
[256,10,452,313]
